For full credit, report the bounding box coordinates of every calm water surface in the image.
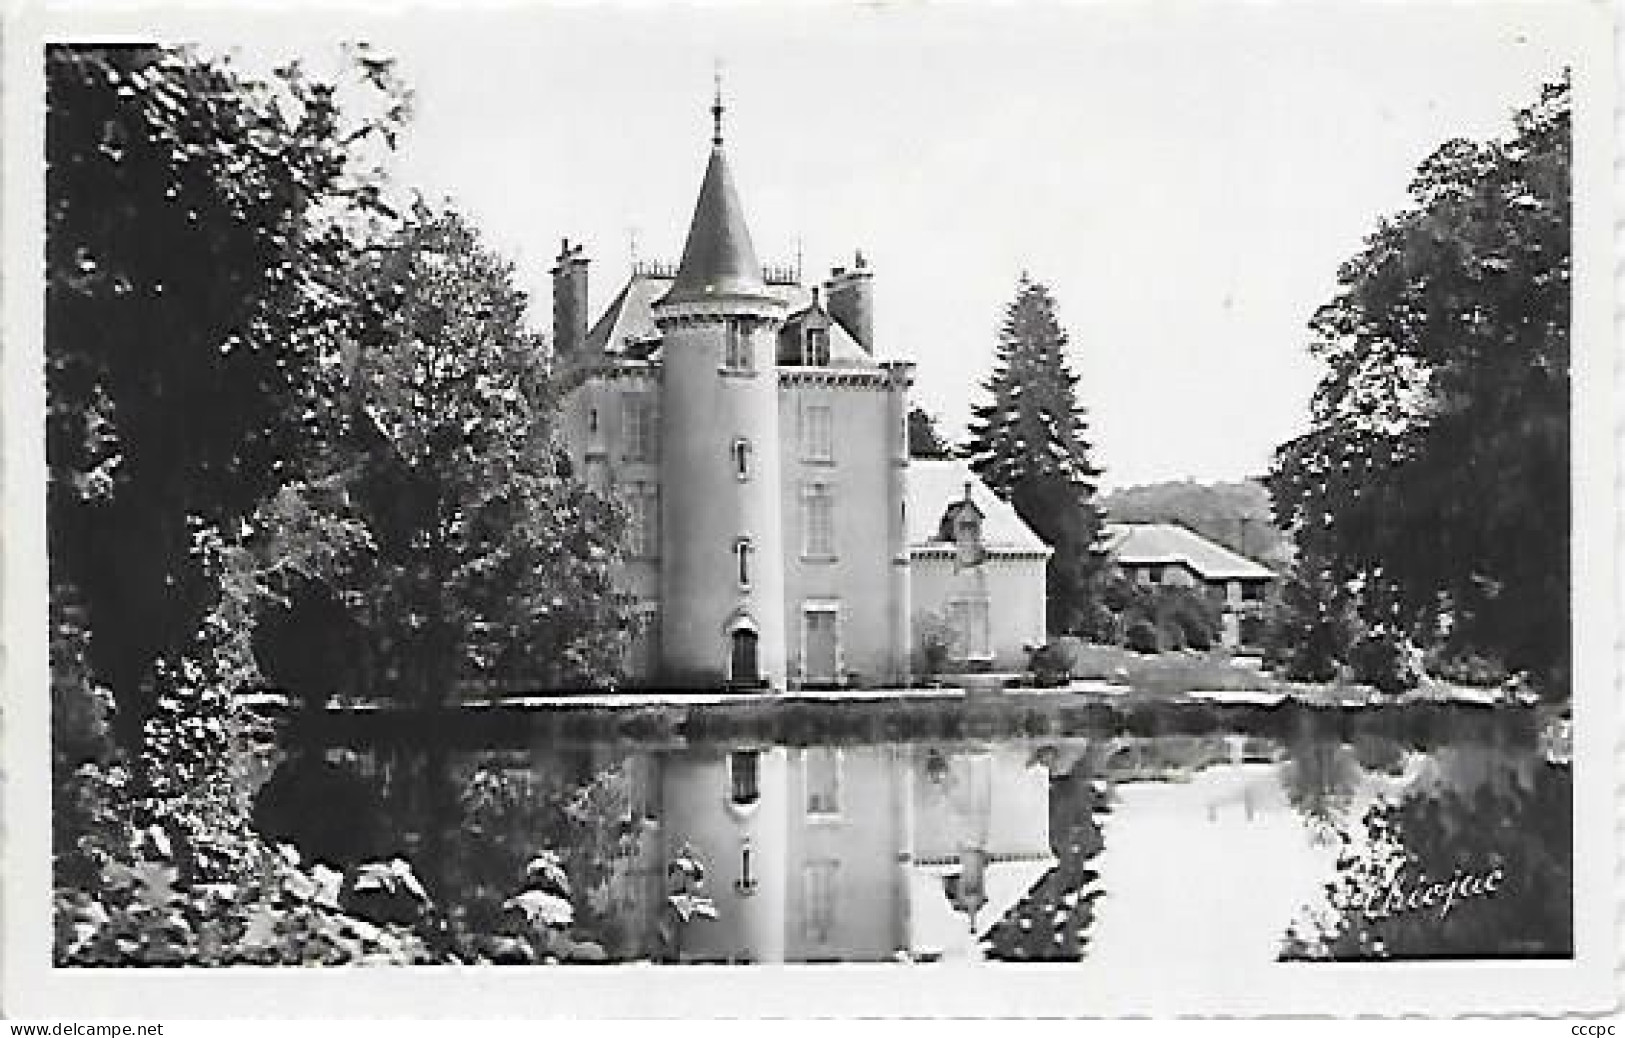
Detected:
[261,718,1571,968]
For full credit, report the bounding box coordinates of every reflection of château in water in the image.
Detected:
[609,742,1057,963]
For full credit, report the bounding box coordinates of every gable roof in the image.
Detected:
[1102,522,1275,581]
[908,459,1050,554]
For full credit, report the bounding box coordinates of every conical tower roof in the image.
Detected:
[660,91,771,306]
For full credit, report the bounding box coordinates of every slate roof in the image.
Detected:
[660,145,775,306]
[1101,522,1275,581]
[908,459,1051,555]
[585,275,871,365]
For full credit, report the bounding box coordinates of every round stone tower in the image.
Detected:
[652,91,788,690]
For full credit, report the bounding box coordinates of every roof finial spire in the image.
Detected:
[711,60,725,147]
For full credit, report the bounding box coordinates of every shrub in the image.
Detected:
[448,758,642,960]
[1424,649,1510,688]
[1125,621,1160,654]
[912,611,957,680]
[1348,633,1421,696]
[54,828,432,966]
[1263,561,1360,682]
[1151,586,1222,652]
[1027,638,1081,687]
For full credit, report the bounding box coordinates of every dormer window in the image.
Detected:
[939,484,986,569]
[955,511,981,544]
[804,327,830,366]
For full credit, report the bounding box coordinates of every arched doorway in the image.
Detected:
[730,628,760,685]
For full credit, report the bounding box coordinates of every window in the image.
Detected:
[803,860,839,944]
[950,598,992,659]
[588,408,599,434]
[730,750,760,806]
[805,748,841,817]
[735,538,753,589]
[625,486,659,558]
[622,394,657,462]
[1241,582,1264,602]
[955,511,980,543]
[802,484,835,558]
[735,839,758,895]
[804,327,830,366]
[732,437,752,481]
[724,321,753,372]
[800,403,833,462]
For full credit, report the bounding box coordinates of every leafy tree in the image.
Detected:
[907,405,953,459]
[966,276,1107,635]
[330,202,630,704]
[46,43,408,754]
[1268,76,1571,698]
[1263,556,1363,682]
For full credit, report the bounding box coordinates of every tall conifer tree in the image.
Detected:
[966,276,1106,635]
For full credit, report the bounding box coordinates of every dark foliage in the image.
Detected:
[966,276,1107,635]
[1268,76,1571,699]
[46,44,406,753]
[907,406,953,459]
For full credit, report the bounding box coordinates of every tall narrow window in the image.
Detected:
[622,394,656,462]
[803,860,839,944]
[732,437,752,481]
[804,327,830,366]
[730,750,760,805]
[805,748,841,817]
[735,538,753,589]
[950,598,992,660]
[802,484,835,558]
[624,486,659,558]
[800,404,833,462]
[724,321,753,372]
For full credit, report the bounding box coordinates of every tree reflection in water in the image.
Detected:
[1282,741,1572,960]
[1279,736,1363,847]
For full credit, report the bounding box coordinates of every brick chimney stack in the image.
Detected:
[551,238,590,360]
[824,249,874,354]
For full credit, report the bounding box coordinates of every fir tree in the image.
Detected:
[966,276,1106,635]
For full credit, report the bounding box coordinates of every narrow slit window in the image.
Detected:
[735,538,753,589]
[732,437,752,481]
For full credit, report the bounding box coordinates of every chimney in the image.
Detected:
[551,237,590,360]
[824,249,874,354]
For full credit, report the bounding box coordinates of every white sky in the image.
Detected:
[196,2,1579,489]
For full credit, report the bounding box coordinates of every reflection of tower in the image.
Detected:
[656,747,789,963]
[653,85,789,688]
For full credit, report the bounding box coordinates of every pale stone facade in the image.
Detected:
[555,101,1048,689]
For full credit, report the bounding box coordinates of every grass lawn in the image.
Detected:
[1062,643,1280,698]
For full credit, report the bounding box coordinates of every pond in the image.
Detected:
[254,707,1572,970]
